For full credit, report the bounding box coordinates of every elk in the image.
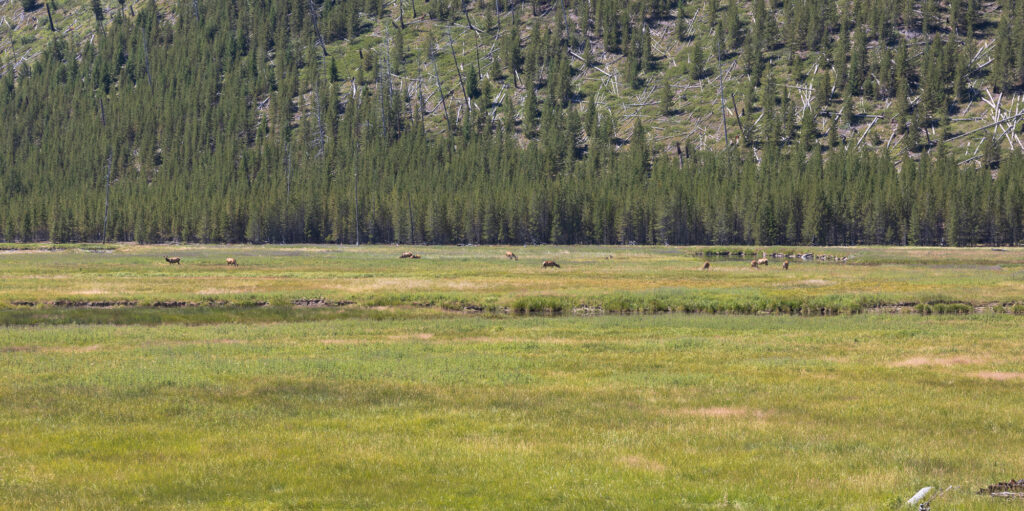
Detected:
[399,252,414,259]
[542,260,561,268]
[782,260,789,270]
[701,261,710,270]
[756,258,769,266]
[506,251,518,261]
[410,254,421,259]
[750,260,759,269]
[164,257,181,265]
[226,258,237,266]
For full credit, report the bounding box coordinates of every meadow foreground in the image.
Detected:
[1,245,1023,509]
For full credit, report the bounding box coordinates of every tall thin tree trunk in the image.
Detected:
[45,2,56,31]
[448,27,472,112]
[308,0,329,56]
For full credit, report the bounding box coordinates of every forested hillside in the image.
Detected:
[3,0,1024,245]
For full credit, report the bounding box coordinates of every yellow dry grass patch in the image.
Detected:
[969,371,1024,381]
[662,407,768,419]
[890,355,988,368]
[618,455,666,472]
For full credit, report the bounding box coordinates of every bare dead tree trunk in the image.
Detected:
[45,2,56,31]
[461,1,479,32]
[730,93,747,146]
[432,42,453,131]
[448,27,472,112]
[308,0,329,56]
[192,0,199,22]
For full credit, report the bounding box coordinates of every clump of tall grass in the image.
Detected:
[512,296,571,315]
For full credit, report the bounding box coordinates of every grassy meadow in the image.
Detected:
[2,244,1024,509]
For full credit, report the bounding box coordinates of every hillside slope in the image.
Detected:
[2,0,1024,245]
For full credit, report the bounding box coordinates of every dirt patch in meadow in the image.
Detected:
[969,371,1024,381]
[618,455,666,472]
[890,355,988,368]
[665,406,768,419]
[58,344,103,353]
[400,333,435,340]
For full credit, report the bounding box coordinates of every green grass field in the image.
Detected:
[2,245,1024,509]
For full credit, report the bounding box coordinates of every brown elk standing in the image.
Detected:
[506,251,518,261]
[165,257,181,265]
[399,252,414,259]
[757,258,769,266]
[226,258,237,266]
[701,261,710,270]
[542,260,561,268]
[782,260,789,270]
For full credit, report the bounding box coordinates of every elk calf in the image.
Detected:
[542,260,560,268]
[226,258,237,266]
[165,257,181,265]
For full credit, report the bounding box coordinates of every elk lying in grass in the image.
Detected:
[701,261,710,270]
[226,258,237,266]
[506,251,518,261]
[165,257,181,265]
[399,252,414,259]
[542,260,560,268]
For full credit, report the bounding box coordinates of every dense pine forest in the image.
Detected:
[3,0,1024,245]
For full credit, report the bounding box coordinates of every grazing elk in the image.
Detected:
[782,260,789,270]
[506,251,518,261]
[750,260,760,269]
[542,260,561,268]
[165,257,181,265]
[756,258,769,266]
[701,261,710,270]
[399,252,414,259]
[226,258,237,266]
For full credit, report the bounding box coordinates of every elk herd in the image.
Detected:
[159,250,817,272]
